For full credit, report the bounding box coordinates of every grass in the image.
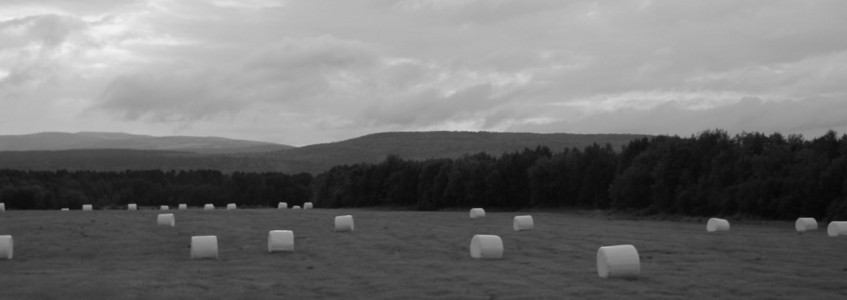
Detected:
[0,209,845,299]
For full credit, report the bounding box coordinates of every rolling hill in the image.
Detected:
[0,131,647,174]
[0,132,293,154]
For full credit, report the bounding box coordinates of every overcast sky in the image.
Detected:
[1,1,846,146]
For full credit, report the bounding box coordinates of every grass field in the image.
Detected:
[0,209,845,299]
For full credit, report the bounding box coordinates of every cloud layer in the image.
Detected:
[2,1,847,145]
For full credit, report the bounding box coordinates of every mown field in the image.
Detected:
[0,209,845,299]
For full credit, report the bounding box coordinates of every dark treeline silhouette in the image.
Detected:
[0,170,312,209]
[312,130,847,221]
[4,130,847,221]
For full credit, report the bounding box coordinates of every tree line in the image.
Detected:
[3,130,847,221]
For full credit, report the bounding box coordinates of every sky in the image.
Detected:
[1,0,846,146]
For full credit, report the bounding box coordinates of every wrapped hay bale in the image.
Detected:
[278,202,288,209]
[268,230,295,253]
[0,203,5,211]
[795,218,818,233]
[335,215,355,232]
[61,208,69,211]
[178,204,187,210]
[190,236,218,259]
[827,221,847,237]
[292,206,301,210]
[226,203,237,210]
[0,235,11,259]
[706,218,730,232]
[513,215,534,231]
[157,214,175,227]
[304,202,313,209]
[470,235,503,259]
[469,208,486,219]
[597,244,640,279]
[160,205,169,211]
[127,204,137,211]
[204,204,215,210]
[82,204,93,211]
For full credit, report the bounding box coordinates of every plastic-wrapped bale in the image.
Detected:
[160,205,169,211]
[127,204,137,210]
[706,218,730,232]
[795,218,818,233]
[226,203,237,210]
[190,236,218,259]
[268,230,295,253]
[304,202,313,209]
[470,235,503,259]
[204,204,215,210]
[0,235,11,260]
[469,208,486,219]
[61,208,69,211]
[335,215,355,232]
[82,204,93,211]
[178,204,187,210]
[827,222,847,237]
[157,214,175,227]
[292,206,301,210]
[597,244,640,279]
[0,203,5,211]
[513,215,534,231]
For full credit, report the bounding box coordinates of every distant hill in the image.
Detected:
[0,132,294,154]
[0,131,647,174]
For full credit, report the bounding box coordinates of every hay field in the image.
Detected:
[0,209,845,299]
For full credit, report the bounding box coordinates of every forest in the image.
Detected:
[3,129,847,221]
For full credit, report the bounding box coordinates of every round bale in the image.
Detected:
[60,208,69,211]
[82,204,93,211]
[160,205,169,211]
[827,221,847,237]
[190,236,218,259]
[278,202,288,209]
[226,203,237,210]
[157,214,175,227]
[0,235,12,259]
[268,230,295,253]
[513,215,534,231]
[127,204,137,211]
[0,203,5,211]
[304,202,314,209]
[706,218,730,232]
[178,204,187,210]
[597,244,640,279]
[470,235,503,259]
[470,208,486,219]
[795,218,818,233]
[292,206,301,210]
[204,204,215,210]
[335,215,355,232]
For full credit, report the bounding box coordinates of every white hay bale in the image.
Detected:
[82,204,93,211]
[204,204,215,210]
[795,218,818,233]
[304,202,313,209]
[178,204,187,210]
[268,230,295,253]
[160,205,169,211]
[513,215,534,231]
[127,203,137,210]
[0,235,12,260]
[226,203,237,210]
[335,215,355,232]
[0,203,5,211]
[827,221,847,237]
[470,208,486,219]
[292,206,301,210]
[190,236,218,259]
[61,208,69,211]
[469,235,503,259]
[706,218,730,232]
[157,214,175,227]
[597,244,640,279]
[278,202,288,209]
